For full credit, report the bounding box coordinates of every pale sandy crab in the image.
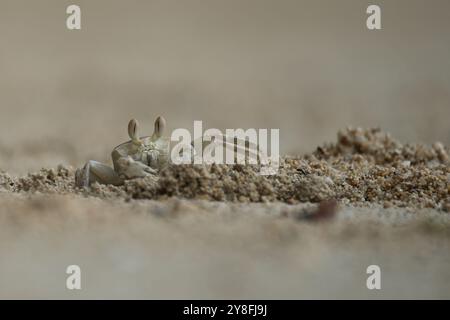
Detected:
[75,116,170,187]
[75,116,277,188]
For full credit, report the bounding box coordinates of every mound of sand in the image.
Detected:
[1,127,448,211]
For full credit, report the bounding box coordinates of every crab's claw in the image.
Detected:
[152,116,166,139]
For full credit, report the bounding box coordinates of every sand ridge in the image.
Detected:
[1,127,448,211]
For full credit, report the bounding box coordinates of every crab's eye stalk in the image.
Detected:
[153,116,166,138]
[128,118,140,143]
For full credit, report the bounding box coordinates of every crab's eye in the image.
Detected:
[153,116,166,138]
[128,119,140,141]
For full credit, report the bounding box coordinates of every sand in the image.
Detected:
[3,127,448,209]
[0,128,449,299]
[1,0,450,299]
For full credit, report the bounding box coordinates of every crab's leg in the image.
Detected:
[219,137,279,174]
[198,134,264,164]
[75,160,124,188]
[182,134,275,167]
[222,139,262,163]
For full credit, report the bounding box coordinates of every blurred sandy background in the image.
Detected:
[1,195,450,299]
[1,0,449,173]
[0,0,449,299]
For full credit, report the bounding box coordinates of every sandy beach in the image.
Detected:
[0,0,449,299]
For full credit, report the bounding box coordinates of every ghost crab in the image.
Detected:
[75,116,170,188]
[75,116,278,187]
